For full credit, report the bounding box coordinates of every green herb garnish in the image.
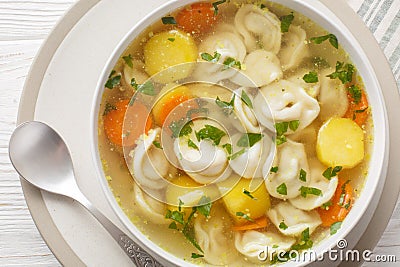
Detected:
[330,222,342,235]
[167,38,175,42]
[228,148,245,160]
[161,16,177,25]
[280,12,294,33]
[195,125,226,145]
[222,57,241,70]
[299,169,307,182]
[216,95,235,115]
[276,183,287,195]
[153,141,162,149]
[137,81,157,96]
[212,0,226,15]
[241,90,253,108]
[103,103,117,115]
[222,143,232,154]
[105,70,121,89]
[323,166,342,180]
[310,34,339,49]
[169,120,193,138]
[270,166,279,173]
[300,186,322,198]
[191,253,204,259]
[236,212,255,222]
[275,121,289,136]
[122,54,133,68]
[289,120,300,132]
[197,196,212,217]
[303,71,319,83]
[327,61,355,84]
[275,135,287,146]
[347,85,362,104]
[243,189,257,200]
[279,221,288,230]
[188,139,199,150]
[237,133,264,148]
[201,51,221,62]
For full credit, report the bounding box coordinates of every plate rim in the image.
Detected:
[17,0,400,266]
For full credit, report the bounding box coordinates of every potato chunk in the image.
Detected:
[221,178,270,224]
[144,30,197,83]
[317,118,364,168]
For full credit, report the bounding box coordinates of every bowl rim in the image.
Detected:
[90,0,389,266]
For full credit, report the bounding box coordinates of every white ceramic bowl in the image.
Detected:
[91,0,389,266]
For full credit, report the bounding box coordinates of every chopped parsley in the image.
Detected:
[161,16,177,25]
[270,166,279,173]
[212,0,226,15]
[228,148,245,160]
[169,120,193,138]
[195,124,226,145]
[241,90,253,108]
[137,81,157,96]
[299,186,322,198]
[323,166,342,180]
[188,139,199,150]
[153,141,162,149]
[105,70,121,89]
[222,57,241,70]
[130,78,138,89]
[347,85,362,104]
[197,196,212,218]
[236,212,255,222]
[321,201,333,210]
[222,143,232,154]
[274,120,299,145]
[276,183,287,195]
[289,120,300,132]
[330,222,342,235]
[201,51,221,63]
[122,54,133,68]
[280,12,294,33]
[167,37,175,42]
[191,253,204,259]
[237,133,264,148]
[299,169,307,182]
[275,135,287,145]
[271,228,313,263]
[327,61,355,84]
[243,189,257,200]
[303,71,319,83]
[310,33,339,49]
[103,103,117,116]
[275,121,289,136]
[216,95,235,115]
[279,221,288,230]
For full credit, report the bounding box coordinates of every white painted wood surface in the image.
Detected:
[0,0,398,266]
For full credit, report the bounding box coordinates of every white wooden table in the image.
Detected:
[0,0,399,266]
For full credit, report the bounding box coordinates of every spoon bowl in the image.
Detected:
[9,121,163,267]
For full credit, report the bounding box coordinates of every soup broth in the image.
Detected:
[98,0,373,265]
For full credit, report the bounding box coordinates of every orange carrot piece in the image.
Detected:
[344,89,369,127]
[176,3,218,35]
[318,179,354,227]
[232,216,269,231]
[104,99,152,146]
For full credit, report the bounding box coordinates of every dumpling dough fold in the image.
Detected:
[132,184,168,224]
[131,128,169,190]
[235,4,281,53]
[267,202,322,236]
[278,25,310,71]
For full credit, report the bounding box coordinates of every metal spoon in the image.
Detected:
[9,121,163,267]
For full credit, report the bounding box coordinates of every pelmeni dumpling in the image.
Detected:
[235,4,281,53]
[318,68,349,121]
[193,31,246,84]
[267,202,322,236]
[131,128,169,190]
[132,184,169,224]
[290,158,339,210]
[229,133,274,179]
[194,207,237,265]
[279,25,310,71]
[264,140,310,199]
[232,88,263,133]
[290,124,318,157]
[123,59,149,87]
[254,80,320,132]
[174,120,231,184]
[287,69,320,98]
[231,50,283,87]
[234,230,296,263]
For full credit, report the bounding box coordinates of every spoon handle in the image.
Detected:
[76,192,164,266]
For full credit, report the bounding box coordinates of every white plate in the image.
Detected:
[18,0,400,266]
